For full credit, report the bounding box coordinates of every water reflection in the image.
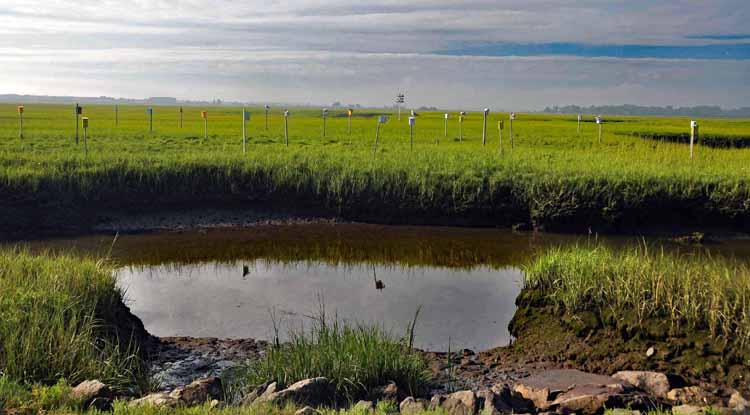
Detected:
[118,260,522,352]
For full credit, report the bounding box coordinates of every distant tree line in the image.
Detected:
[543,105,750,118]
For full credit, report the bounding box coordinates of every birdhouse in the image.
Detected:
[596,116,602,124]
[81,117,89,128]
[322,109,328,118]
[244,111,251,121]
[691,120,698,128]
[408,116,416,126]
[284,110,289,118]
[444,113,449,119]
[76,105,83,115]
[201,111,207,119]
[348,109,353,117]
[17,105,24,114]
[498,120,504,130]
[179,106,183,113]
[378,115,388,124]
[510,112,516,120]
[483,108,490,115]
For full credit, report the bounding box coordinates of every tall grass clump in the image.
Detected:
[523,245,750,345]
[0,249,144,390]
[235,308,428,402]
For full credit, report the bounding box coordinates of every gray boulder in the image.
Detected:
[613,371,671,398]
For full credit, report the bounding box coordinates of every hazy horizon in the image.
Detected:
[2,1,749,109]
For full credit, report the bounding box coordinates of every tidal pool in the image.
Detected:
[19,223,750,352]
[118,261,521,351]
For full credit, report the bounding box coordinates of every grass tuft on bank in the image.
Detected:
[228,307,428,403]
[0,249,145,391]
[523,245,750,345]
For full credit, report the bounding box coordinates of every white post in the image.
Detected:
[284,110,289,146]
[596,115,602,144]
[409,116,415,150]
[577,113,581,134]
[509,112,515,149]
[201,111,208,142]
[444,113,448,139]
[482,108,489,146]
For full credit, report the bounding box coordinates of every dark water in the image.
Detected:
[19,224,750,351]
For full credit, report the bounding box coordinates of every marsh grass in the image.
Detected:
[1,105,750,233]
[523,245,750,345]
[229,306,428,403]
[0,249,145,391]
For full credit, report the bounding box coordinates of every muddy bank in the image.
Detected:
[3,174,750,239]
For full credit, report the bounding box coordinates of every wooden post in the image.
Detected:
[459,111,465,142]
[498,120,504,154]
[482,108,489,146]
[82,117,89,157]
[322,109,328,138]
[201,111,208,142]
[690,120,698,159]
[242,107,247,154]
[347,108,353,143]
[284,110,289,146]
[179,106,183,128]
[148,108,153,133]
[75,103,81,145]
[115,105,119,127]
[265,105,270,130]
[17,105,24,139]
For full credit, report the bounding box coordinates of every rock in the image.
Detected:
[209,399,220,409]
[442,390,478,415]
[477,389,513,414]
[730,391,750,411]
[129,392,179,408]
[261,377,334,407]
[607,409,641,415]
[354,400,375,411]
[371,382,400,402]
[169,377,223,405]
[491,385,534,413]
[400,397,427,414]
[668,387,712,405]
[550,384,633,415]
[647,347,656,357]
[71,380,112,410]
[430,394,446,410]
[613,371,671,398]
[672,404,705,415]
[512,369,649,415]
[242,381,273,405]
[295,406,315,415]
[513,383,551,410]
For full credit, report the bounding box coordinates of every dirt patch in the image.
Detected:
[438,289,750,397]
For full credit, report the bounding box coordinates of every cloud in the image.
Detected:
[0,0,749,107]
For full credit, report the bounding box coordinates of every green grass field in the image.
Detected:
[2,103,750,235]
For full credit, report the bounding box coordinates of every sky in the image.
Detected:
[1,1,749,110]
